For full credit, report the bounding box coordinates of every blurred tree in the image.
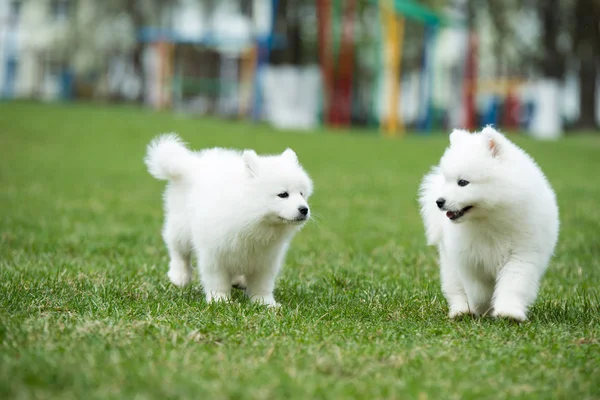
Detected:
[67,0,176,101]
[539,0,567,80]
[572,0,600,130]
[119,0,178,102]
[487,0,509,78]
[532,0,600,130]
[271,0,304,65]
[472,0,598,131]
[479,0,545,78]
[66,1,135,91]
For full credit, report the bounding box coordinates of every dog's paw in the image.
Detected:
[250,295,280,308]
[448,302,475,319]
[205,291,231,303]
[492,303,527,322]
[449,310,471,319]
[492,309,527,322]
[449,310,477,319]
[168,269,192,288]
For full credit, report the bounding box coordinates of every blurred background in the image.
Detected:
[0,0,598,138]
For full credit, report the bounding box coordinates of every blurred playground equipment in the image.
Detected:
[1,0,582,138]
[316,0,541,137]
[139,0,283,121]
[318,0,458,136]
[140,0,461,135]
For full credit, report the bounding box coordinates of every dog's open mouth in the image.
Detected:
[279,216,308,224]
[446,206,473,221]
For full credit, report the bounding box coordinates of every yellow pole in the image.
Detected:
[379,0,391,135]
[239,46,256,117]
[157,42,165,110]
[387,15,405,136]
[165,42,174,109]
[157,41,174,110]
[380,0,405,137]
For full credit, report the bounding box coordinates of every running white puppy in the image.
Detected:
[419,127,559,321]
[145,134,313,307]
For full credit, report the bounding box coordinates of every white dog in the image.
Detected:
[145,134,313,307]
[419,127,559,321]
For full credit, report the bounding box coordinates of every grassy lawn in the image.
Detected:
[1,102,599,400]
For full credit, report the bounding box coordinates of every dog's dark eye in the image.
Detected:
[300,192,304,197]
[277,192,289,198]
[457,179,470,187]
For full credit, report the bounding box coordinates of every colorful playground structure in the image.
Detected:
[317,0,452,136]
[140,0,528,136]
[316,0,526,136]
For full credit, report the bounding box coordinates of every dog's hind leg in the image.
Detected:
[163,223,194,288]
[167,248,193,288]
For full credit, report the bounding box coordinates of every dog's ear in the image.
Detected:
[449,129,469,145]
[481,126,502,157]
[242,150,259,177]
[282,148,298,163]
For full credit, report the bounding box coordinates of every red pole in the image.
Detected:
[334,0,355,127]
[503,83,520,130]
[317,0,333,126]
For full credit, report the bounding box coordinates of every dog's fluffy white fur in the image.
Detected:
[145,134,313,307]
[419,127,559,321]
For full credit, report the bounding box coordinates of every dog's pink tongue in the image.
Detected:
[446,211,456,219]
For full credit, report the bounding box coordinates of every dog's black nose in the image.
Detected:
[436,198,446,209]
[298,206,309,216]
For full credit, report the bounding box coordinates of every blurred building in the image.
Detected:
[141,0,264,114]
[0,0,72,100]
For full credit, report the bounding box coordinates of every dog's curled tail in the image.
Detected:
[418,167,444,246]
[145,133,195,181]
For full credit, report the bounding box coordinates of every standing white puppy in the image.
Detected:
[145,134,313,307]
[419,127,559,321]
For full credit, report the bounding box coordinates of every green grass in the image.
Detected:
[1,102,599,400]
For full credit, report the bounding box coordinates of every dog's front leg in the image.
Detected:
[492,257,542,321]
[440,249,471,318]
[245,264,280,308]
[199,258,232,303]
[461,273,494,316]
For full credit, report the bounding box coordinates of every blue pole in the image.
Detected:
[252,0,279,121]
[417,24,429,132]
[418,23,437,133]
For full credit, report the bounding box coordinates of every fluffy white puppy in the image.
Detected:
[419,127,559,321]
[145,134,313,307]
